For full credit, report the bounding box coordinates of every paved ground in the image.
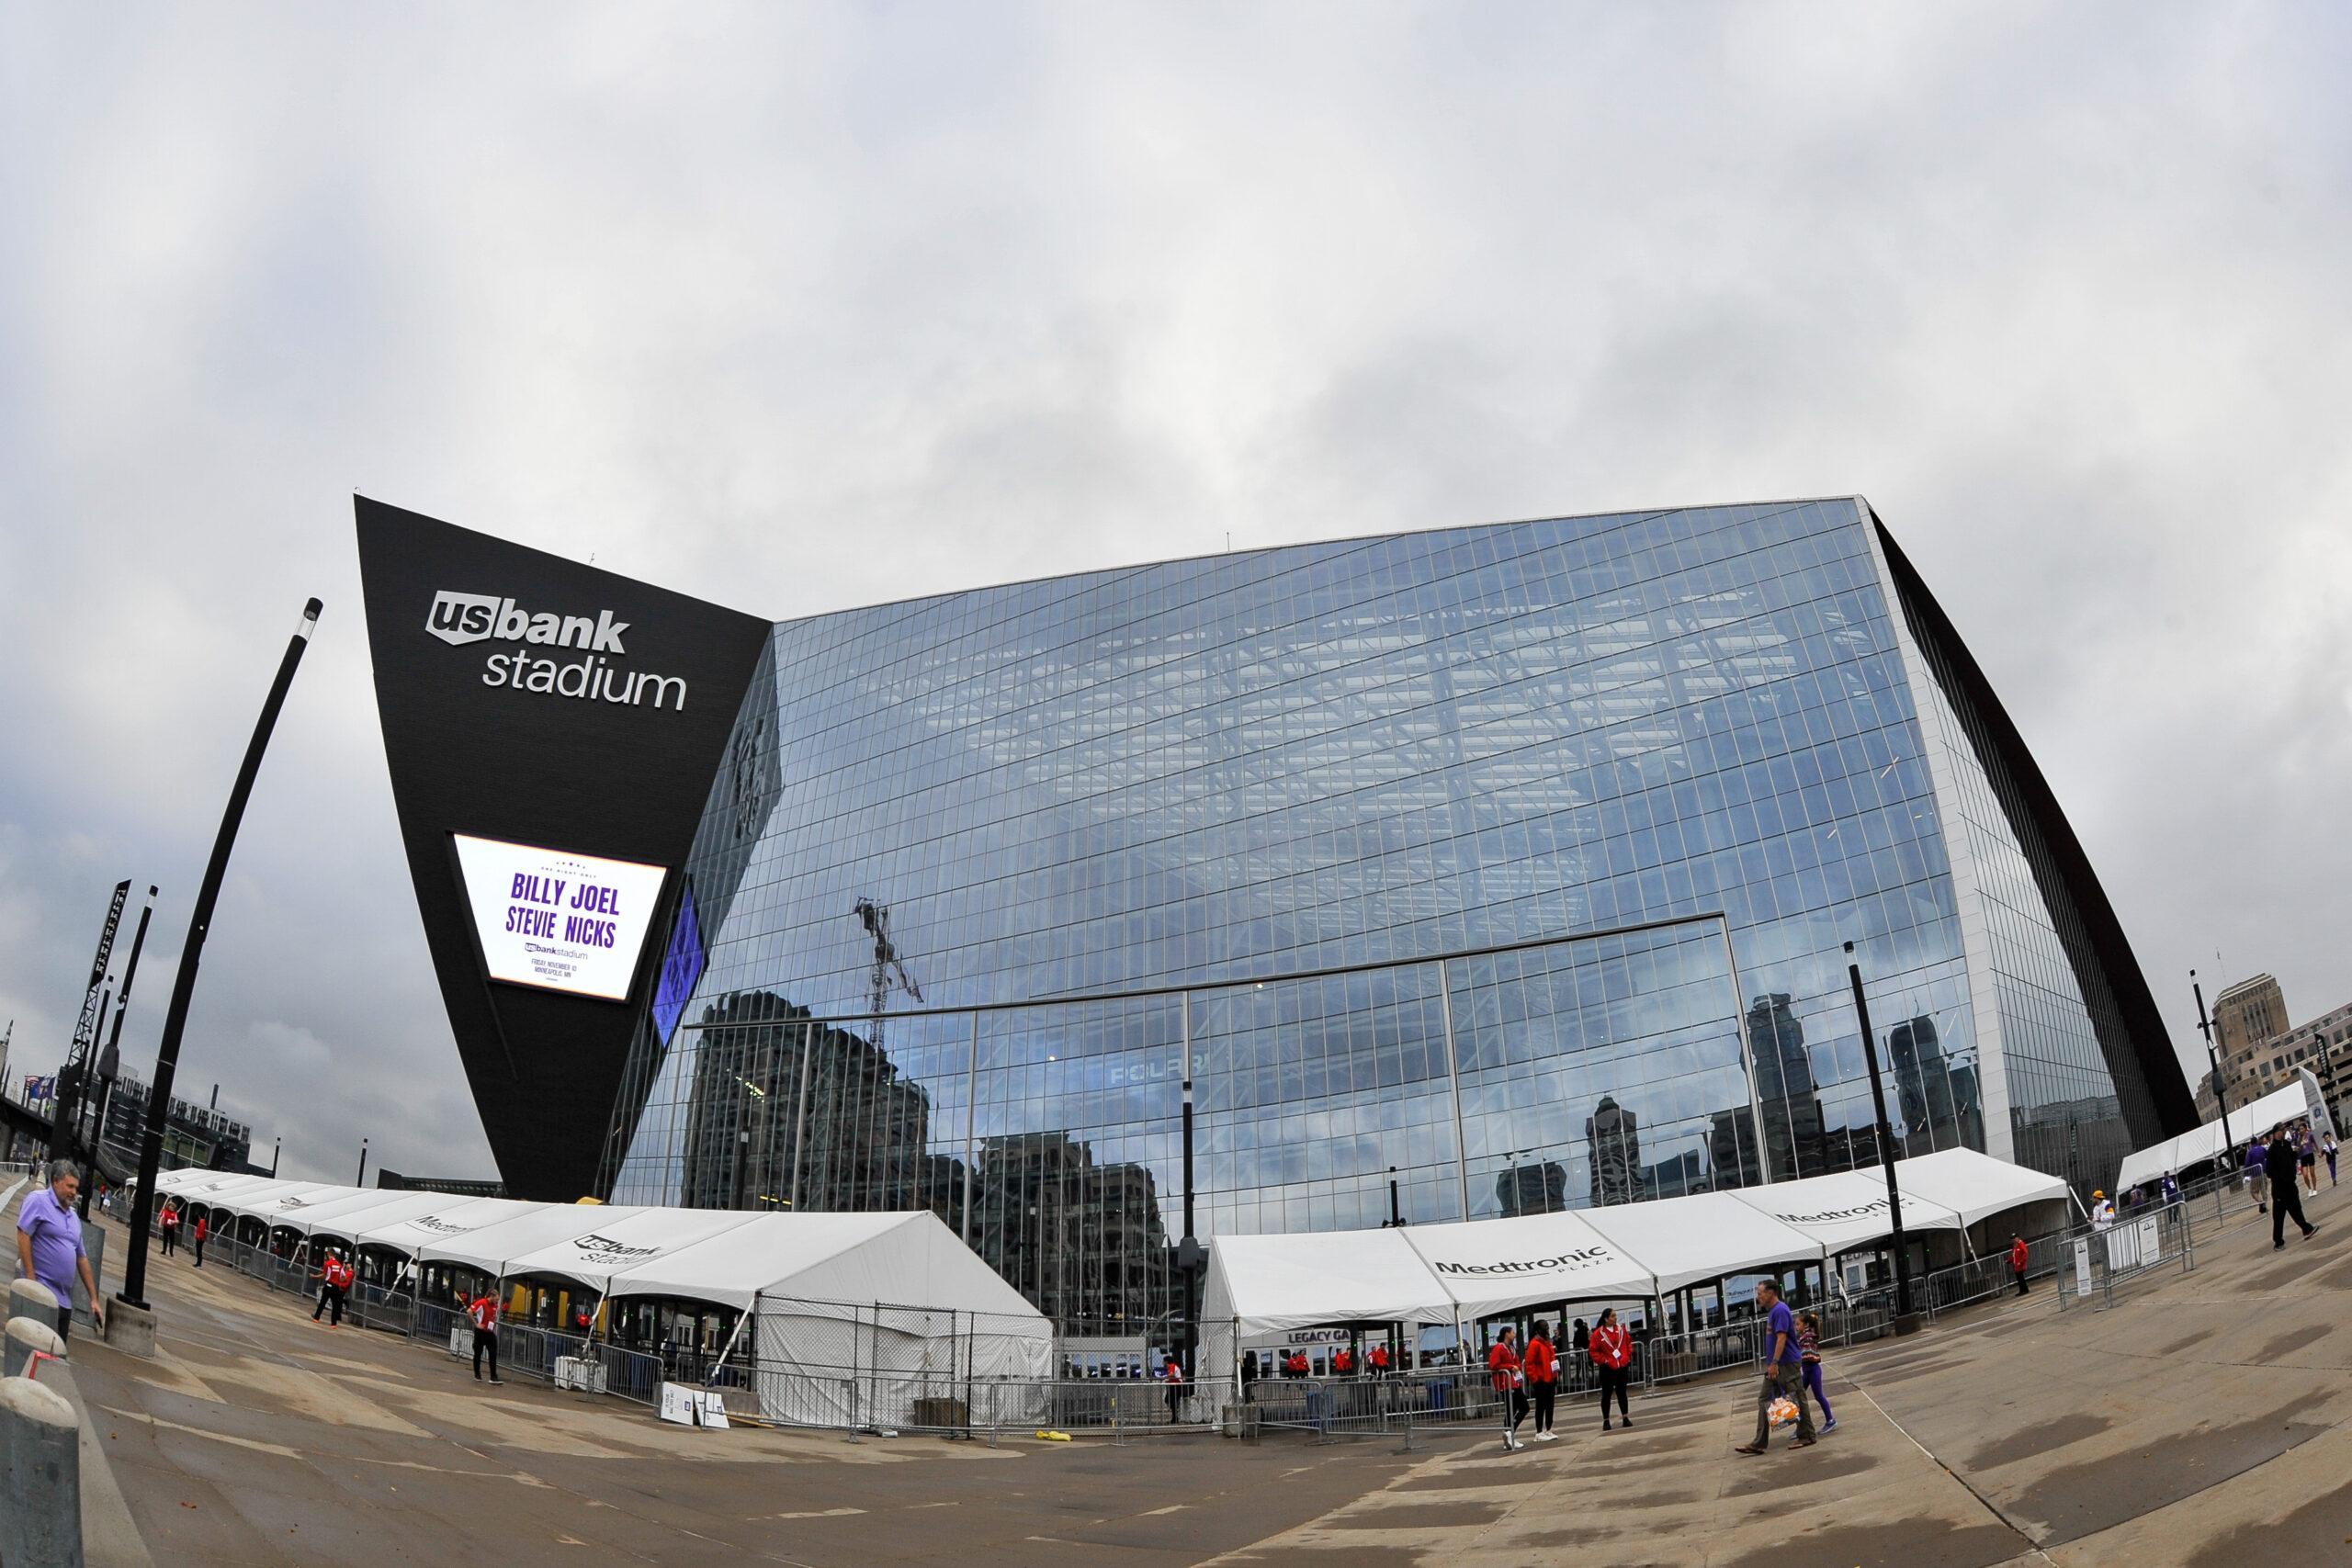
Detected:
[42,1178,2352,1566]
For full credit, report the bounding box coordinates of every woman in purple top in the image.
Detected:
[16,1161,104,1340]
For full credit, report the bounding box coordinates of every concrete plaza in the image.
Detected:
[40,1178,2352,1566]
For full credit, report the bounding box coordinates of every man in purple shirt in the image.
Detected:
[17,1162,105,1341]
[1735,1279,1815,1453]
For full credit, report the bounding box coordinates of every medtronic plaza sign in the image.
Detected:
[426,589,688,709]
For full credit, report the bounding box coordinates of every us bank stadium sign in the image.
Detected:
[427,590,690,711]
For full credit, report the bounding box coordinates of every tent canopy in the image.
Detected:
[1580,1190,1824,1293]
[1728,1168,1962,1256]
[414,1203,651,1279]
[496,1207,757,1294]
[2115,1073,2334,1193]
[214,1182,358,1223]
[1201,1228,1450,1337]
[283,1190,468,1244]
[1892,1147,2072,1227]
[606,1210,1048,1323]
[1204,1146,2078,1336]
[1401,1208,1657,1315]
[355,1198,545,1258]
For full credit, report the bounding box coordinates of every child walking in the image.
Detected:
[1798,1312,1837,1433]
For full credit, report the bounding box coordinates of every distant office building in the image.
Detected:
[376,1172,507,1198]
[2212,976,2288,1100]
[98,1072,255,1174]
[2246,998,2352,1122]
[362,496,2195,1337]
[2192,1069,2222,1124]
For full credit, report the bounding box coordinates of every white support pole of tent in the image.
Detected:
[708,1295,754,1379]
[962,1010,980,1247]
[1716,917,1774,1186]
[1438,960,1471,1220]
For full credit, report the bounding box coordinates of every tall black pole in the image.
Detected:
[2191,973,2232,1157]
[1844,942,1915,1323]
[119,598,321,1314]
[356,1138,368,1188]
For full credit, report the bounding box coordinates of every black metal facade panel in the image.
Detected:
[354,496,772,1200]
[1873,514,2198,1141]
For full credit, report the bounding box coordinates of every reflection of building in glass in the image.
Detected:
[677,994,957,1230]
[1497,1159,1570,1216]
[1585,1098,1643,1206]
[973,1132,1173,1337]
[1747,994,1826,1181]
[599,499,2193,1332]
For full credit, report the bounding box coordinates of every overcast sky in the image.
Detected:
[2,6,2346,1186]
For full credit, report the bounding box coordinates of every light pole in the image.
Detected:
[2191,971,2232,1157]
[1844,942,1917,1331]
[356,1137,368,1188]
[119,597,321,1318]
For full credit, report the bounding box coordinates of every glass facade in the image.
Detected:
[598,498,2169,1333]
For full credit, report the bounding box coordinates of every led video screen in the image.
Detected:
[451,833,668,1001]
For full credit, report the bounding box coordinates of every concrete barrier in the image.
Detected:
[6,1316,66,1378]
[10,1278,62,1337]
[33,1362,153,1568]
[0,1374,83,1568]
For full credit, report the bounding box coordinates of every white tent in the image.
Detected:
[1893,1147,2073,1228]
[1580,1190,1825,1293]
[158,1171,275,1206]
[598,1211,1056,1427]
[216,1182,359,1225]
[1202,1228,1451,1338]
[499,1208,761,1295]
[281,1190,469,1245]
[2116,1071,2335,1193]
[1728,1167,1964,1256]
[413,1203,650,1280]
[354,1198,545,1261]
[1402,1208,1659,1315]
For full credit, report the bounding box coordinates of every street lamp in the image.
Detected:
[119,598,322,1319]
[1843,942,1917,1332]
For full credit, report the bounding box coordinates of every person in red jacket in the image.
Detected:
[1368,1342,1390,1377]
[469,1288,504,1385]
[2008,1234,2030,1296]
[192,1213,209,1269]
[313,1250,354,1326]
[1487,1325,1529,1451]
[1589,1306,1634,1430]
[1333,1345,1354,1377]
[1523,1322,1559,1441]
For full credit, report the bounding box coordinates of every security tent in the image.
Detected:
[2115,1071,2335,1193]
[1727,1168,1964,1256]
[496,1208,762,1296]
[354,1197,545,1262]
[1202,1147,2080,1365]
[1578,1190,1824,1294]
[597,1210,1056,1427]
[1402,1209,1659,1315]
[1890,1148,2073,1228]
[413,1203,652,1280]
[282,1190,469,1247]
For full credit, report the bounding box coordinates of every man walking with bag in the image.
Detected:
[1735,1280,1814,1455]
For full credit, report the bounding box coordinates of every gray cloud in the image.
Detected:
[3,4,2347,1182]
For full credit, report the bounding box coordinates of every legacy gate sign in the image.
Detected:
[357,497,772,1201]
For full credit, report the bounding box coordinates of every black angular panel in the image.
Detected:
[355,496,771,1200]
